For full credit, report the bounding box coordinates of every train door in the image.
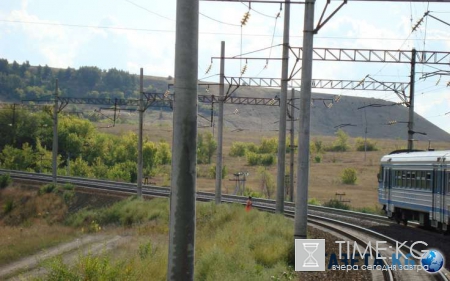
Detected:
[384,168,392,215]
[432,168,443,225]
[441,170,446,224]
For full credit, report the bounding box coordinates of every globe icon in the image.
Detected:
[421,250,444,273]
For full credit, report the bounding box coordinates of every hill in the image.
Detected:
[0,58,448,141]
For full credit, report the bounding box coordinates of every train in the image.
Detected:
[378,149,450,232]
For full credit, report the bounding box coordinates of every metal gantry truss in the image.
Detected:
[289,47,450,65]
[219,76,409,92]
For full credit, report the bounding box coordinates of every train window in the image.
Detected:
[411,171,416,188]
[401,171,406,187]
[417,171,424,189]
[378,166,383,183]
[426,172,432,190]
[406,171,411,188]
[395,170,401,186]
[421,172,427,189]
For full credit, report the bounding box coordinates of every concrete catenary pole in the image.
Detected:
[289,88,295,202]
[215,41,225,204]
[52,79,58,185]
[276,0,291,214]
[295,0,315,240]
[167,0,199,280]
[137,68,144,197]
[407,48,416,151]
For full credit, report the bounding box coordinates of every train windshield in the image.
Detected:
[377,166,383,183]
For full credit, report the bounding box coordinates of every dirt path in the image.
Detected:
[0,233,130,280]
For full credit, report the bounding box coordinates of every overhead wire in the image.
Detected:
[240,2,278,19]
[256,4,281,77]
[3,19,450,41]
[200,12,241,26]
[124,0,174,21]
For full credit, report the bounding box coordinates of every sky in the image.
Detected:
[0,0,449,133]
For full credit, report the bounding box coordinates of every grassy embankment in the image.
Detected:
[0,181,77,265]
[35,197,294,281]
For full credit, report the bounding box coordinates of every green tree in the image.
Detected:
[331,129,349,152]
[77,66,101,89]
[0,58,9,73]
[197,132,217,164]
[143,141,159,173]
[156,141,171,165]
[107,161,136,182]
[0,144,35,170]
[70,157,91,177]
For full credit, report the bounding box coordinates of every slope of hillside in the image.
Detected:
[192,85,450,141]
[0,59,447,141]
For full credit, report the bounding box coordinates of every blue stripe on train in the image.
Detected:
[379,199,450,216]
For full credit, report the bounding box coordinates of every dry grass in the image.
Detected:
[35,200,295,281]
[0,224,76,266]
[95,123,450,209]
[0,185,77,265]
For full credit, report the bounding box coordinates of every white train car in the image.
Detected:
[378,150,450,232]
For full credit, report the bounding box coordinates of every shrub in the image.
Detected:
[323,199,350,210]
[314,155,321,163]
[355,137,378,151]
[259,137,278,154]
[308,198,321,206]
[208,164,227,179]
[0,174,12,189]
[66,197,169,229]
[246,143,258,153]
[341,168,357,184]
[62,183,74,190]
[3,199,14,214]
[260,153,275,166]
[326,129,349,152]
[246,151,261,166]
[313,139,324,153]
[229,142,247,157]
[38,183,58,195]
[63,190,75,204]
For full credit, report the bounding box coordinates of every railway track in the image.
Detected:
[1,169,448,281]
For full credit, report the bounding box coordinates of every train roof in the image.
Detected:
[381,150,450,164]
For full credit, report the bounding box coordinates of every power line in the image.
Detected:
[240,2,278,19]
[200,12,241,26]
[3,19,449,41]
[124,0,174,21]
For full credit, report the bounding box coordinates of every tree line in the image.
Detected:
[0,58,160,102]
[0,109,171,182]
